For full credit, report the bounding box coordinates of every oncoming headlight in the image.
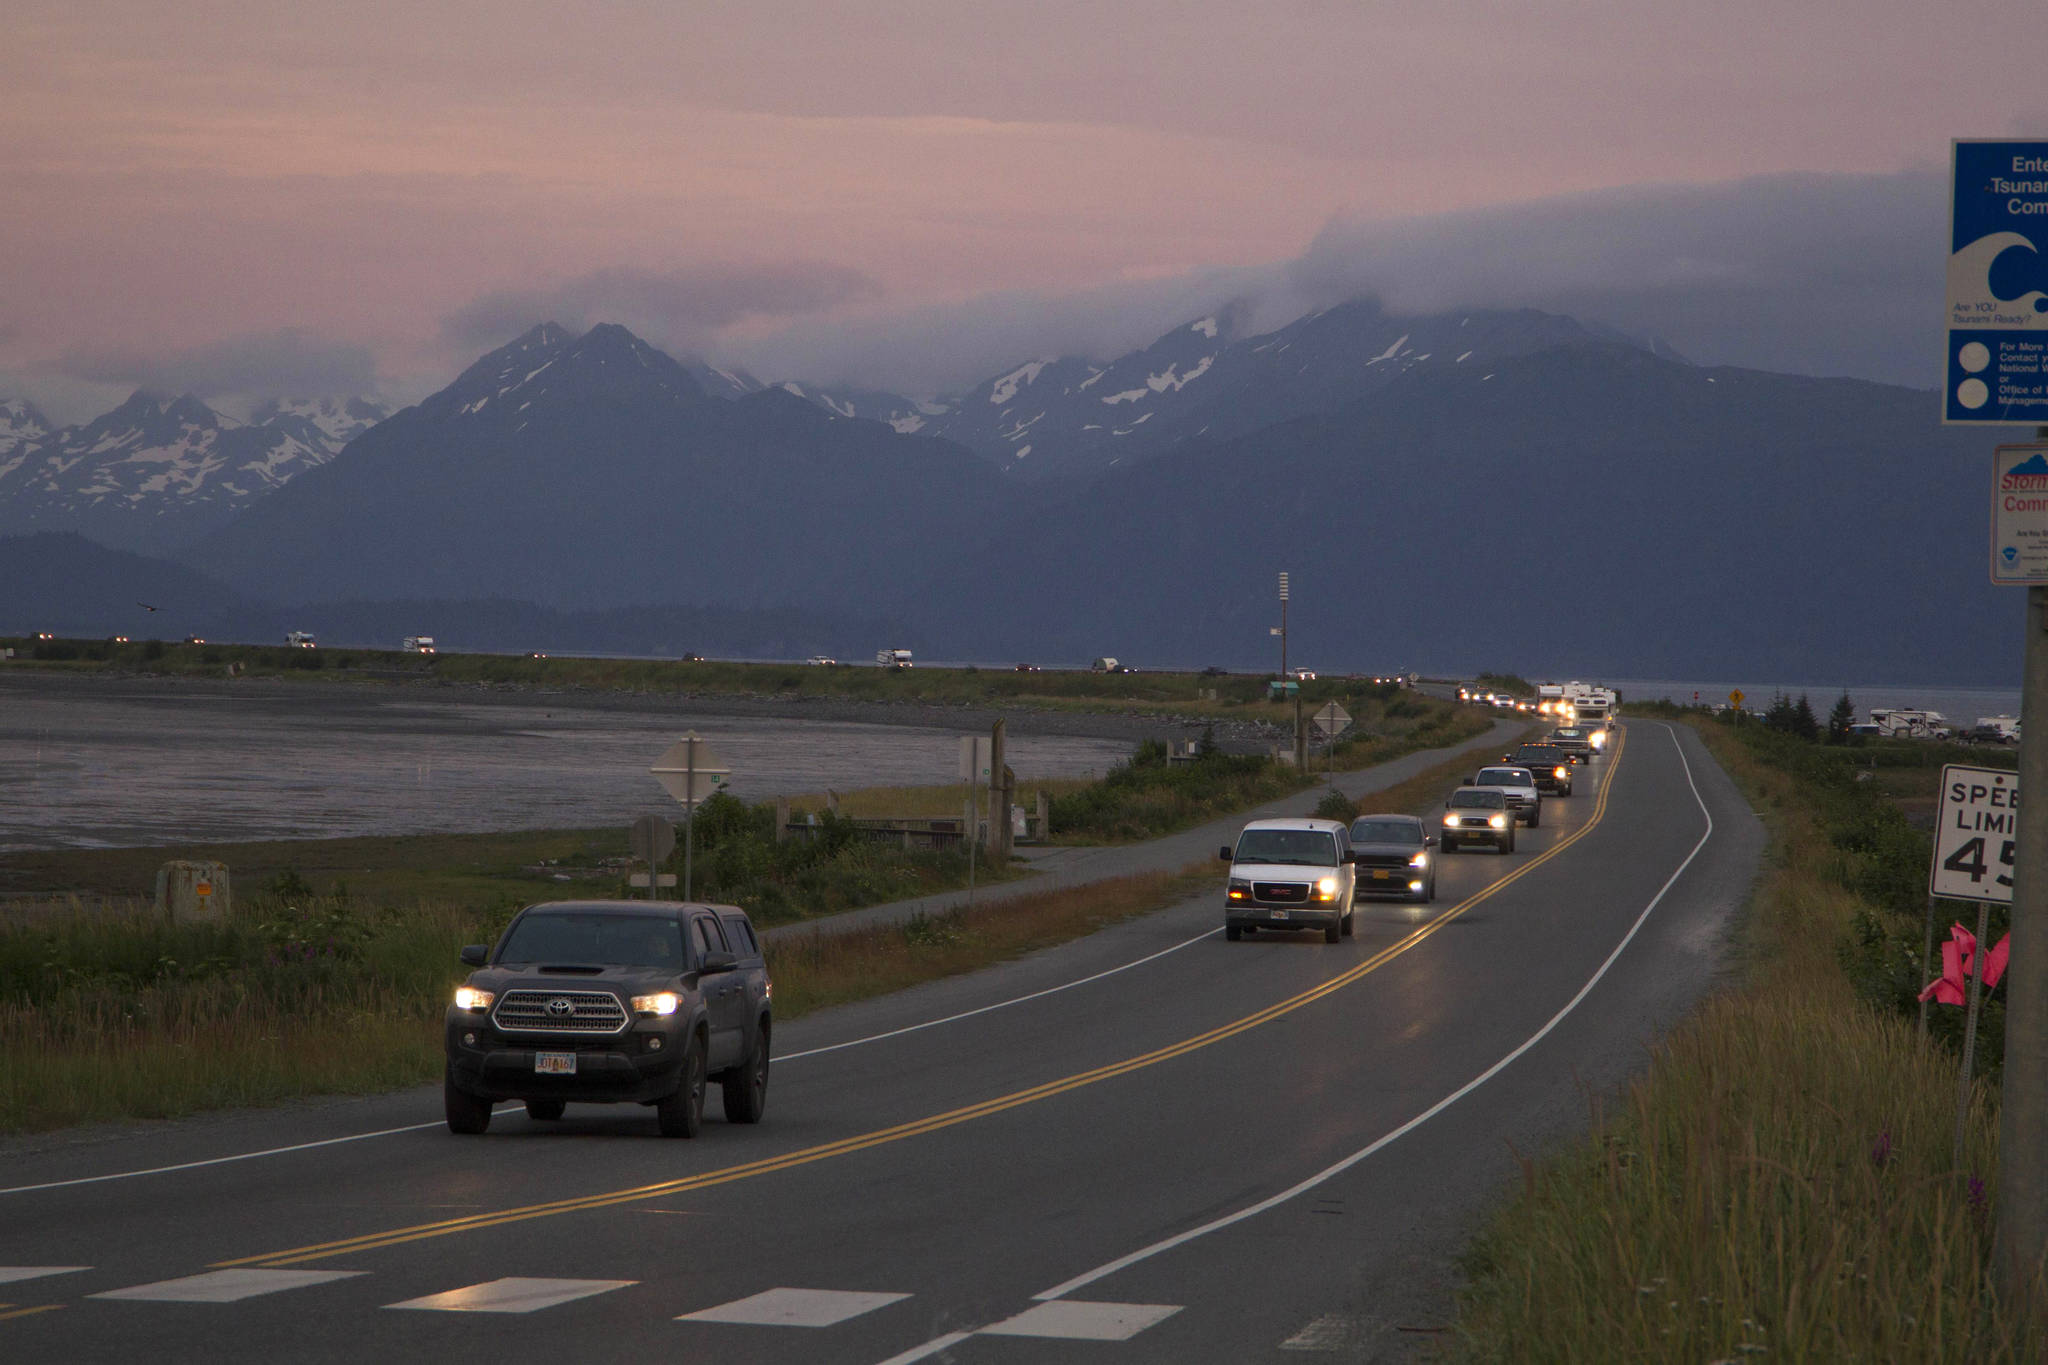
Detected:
[1227,877,1251,901]
[1556,766,1569,781]
[632,991,681,1017]
[1408,851,1429,868]
[1489,814,1507,829]
[453,986,494,1011]
[1315,875,1340,901]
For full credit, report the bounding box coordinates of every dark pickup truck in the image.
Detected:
[1503,744,1576,795]
[444,899,772,1138]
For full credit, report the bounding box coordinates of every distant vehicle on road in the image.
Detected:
[1219,817,1356,943]
[444,900,772,1139]
[1441,787,1516,854]
[1503,744,1575,796]
[876,648,914,669]
[1014,663,1042,672]
[1289,666,1317,681]
[1348,814,1436,902]
[1470,765,1542,826]
[285,631,316,648]
[402,635,436,654]
[806,655,837,667]
[1547,727,1596,763]
[1092,656,1125,673]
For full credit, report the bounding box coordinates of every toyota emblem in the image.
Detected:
[546,997,575,1016]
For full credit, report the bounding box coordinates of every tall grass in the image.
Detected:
[1448,721,2035,1362]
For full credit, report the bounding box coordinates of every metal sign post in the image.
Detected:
[1313,702,1352,775]
[628,815,676,900]
[1934,765,2018,1165]
[960,734,991,909]
[650,733,731,903]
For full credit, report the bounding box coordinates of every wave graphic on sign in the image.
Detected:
[1950,231,2048,328]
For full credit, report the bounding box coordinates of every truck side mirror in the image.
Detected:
[460,944,488,967]
[700,950,738,975]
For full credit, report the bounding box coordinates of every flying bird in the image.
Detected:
[138,602,160,612]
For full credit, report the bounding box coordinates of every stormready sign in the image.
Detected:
[1991,442,2048,584]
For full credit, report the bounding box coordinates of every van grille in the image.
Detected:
[1252,882,1310,903]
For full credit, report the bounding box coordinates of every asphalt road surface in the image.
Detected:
[0,720,1761,1362]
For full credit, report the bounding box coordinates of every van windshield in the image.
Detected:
[1234,829,1340,866]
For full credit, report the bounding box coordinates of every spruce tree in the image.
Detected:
[1827,692,1856,744]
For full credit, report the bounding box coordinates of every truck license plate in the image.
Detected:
[535,1052,577,1075]
[1372,870,1391,880]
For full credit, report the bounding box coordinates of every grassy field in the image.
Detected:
[1447,713,2036,1362]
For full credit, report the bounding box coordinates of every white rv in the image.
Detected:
[875,648,913,669]
[402,636,437,654]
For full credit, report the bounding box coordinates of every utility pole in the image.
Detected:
[1997,422,2048,1319]
[1277,571,1289,679]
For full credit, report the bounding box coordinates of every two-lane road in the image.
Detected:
[0,720,1761,1361]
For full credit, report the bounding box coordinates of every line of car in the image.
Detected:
[435,712,1610,1139]
[1216,716,1612,939]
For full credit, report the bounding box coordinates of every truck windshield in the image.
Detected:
[1448,790,1506,809]
[497,913,686,969]
[1349,819,1422,846]
[1234,830,1340,865]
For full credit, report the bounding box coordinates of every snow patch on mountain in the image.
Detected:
[989,359,1053,407]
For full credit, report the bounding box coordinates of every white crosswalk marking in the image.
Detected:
[980,1299,1182,1341]
[385,1277,635,1314]
[0,1267,89,1285]
[679,1287,910,1327]
[91,1269,362,1303]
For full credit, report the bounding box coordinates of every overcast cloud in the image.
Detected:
[729,169,1949,395]
[440,263,880,360]
[55,329,381,408]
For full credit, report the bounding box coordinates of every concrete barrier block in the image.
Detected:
[156,860,231,923]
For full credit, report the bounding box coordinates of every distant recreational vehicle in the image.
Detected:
[285,631,317,648]
[402,635,437,654]
[875,648,913,669]
[1092,657,1124,673]
[1869,708,1950,739]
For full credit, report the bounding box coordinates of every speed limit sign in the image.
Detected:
[1930,764,2019,903]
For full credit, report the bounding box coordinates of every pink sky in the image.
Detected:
[3,1,2041,418]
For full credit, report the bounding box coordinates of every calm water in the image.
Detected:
[1609,678,2023,726]
[0,678,1135,851]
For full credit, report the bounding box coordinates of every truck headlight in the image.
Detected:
[453,986,494,1011]
[1489,814,1507,829]
[1227,877,1251,901]
[1443,812,1460,827]
[632,992,681,1016]
[1408,852,1429,868]
[1315,876,1339,900]
[1556,766,1569,781]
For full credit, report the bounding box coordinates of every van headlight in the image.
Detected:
[1489,814,1507,829]
[1227,878,1251,902]
[632,992,681,1016]
[1315,876,1339,901]
[453,986,494,1011]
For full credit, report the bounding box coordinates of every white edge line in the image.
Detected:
[0,1110,508,1198]
[1030,722,1714,1302]
[779,927,1218,1062]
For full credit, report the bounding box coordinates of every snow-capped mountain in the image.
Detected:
[767,300,1677,483]
[248,395,390,448]
[0,389,388,553]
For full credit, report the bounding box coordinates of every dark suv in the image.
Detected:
[1505,744,1575,796]
[444,900,771,1138]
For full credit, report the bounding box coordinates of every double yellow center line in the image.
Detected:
[222,727,1626,1269]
